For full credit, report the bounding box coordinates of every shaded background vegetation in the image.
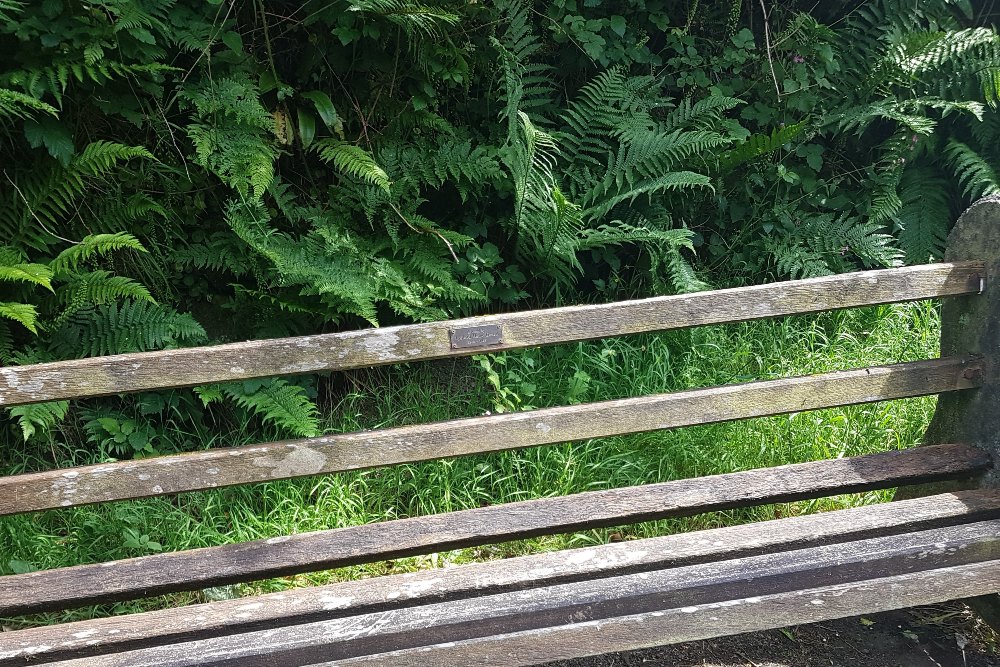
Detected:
[1,0,1000,628]
[2,0,1000,445]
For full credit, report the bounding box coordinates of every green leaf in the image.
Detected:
[221,31,243,53]
[297,109,316,148]
[301,91,339,131]
[609,15,626,37]
[8,559,36,574]
[23,117,74,165]
[0,302,39,333]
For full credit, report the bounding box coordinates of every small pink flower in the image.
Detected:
[792,55,805,64]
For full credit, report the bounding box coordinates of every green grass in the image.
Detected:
[0,301,942,627]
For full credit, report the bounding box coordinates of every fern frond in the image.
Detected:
[54,270,156,317]
[768,214,901,279]
[72,141,154,178]
[944,139,1000,201]
[0,88,57,121]
[896,167,951,263]
[50,233,147,273]
[663,95,742,132]
[8,401,69,441]
[0,321,11,363]
[0,301,39,333]
[719,122,807,170]
[348,0,460,37]
[584,171,713,221]
[314,140,391,192]
[0,262,53,290]
[207,379,321,438]
[0,0,23,21]
[51,301,206,357]
[663,242,710,294]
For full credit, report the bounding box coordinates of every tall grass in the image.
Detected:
[0,301,941,626]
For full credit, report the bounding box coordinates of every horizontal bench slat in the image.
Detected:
[0,443,989,617]
[0,262,983,407]
[330,559,1000,667]
[2,356,982,515]
[29,522,1000,666]
[3,490,997,665]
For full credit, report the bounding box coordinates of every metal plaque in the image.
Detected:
[450,324,504,349]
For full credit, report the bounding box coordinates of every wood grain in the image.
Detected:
[0,443,989,617]
[0,263,983,407]
[27,522,1000,666]
[1,357,982,515]
[329,560,1000,667]
[3,490,997,665]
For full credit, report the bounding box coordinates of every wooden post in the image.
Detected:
[919,195,1000,628]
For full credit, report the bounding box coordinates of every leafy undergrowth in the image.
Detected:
[1,301,941,626]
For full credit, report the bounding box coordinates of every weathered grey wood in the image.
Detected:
[0,357,982,515]
[3,490,997,665]
[328,560,1000,667]
[0,263,983,407]
[0,443,989,617]
[28,523,1000,667]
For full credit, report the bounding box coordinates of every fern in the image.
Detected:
[348,0,459,38]
[52,270,156,327]
[0,143,153,255]
[0,0,22,21]
[313,140,391,192]
[50,233,148,273]
[943,139,1000,201]
[0,321,11,362]
[896,166,952,263]
[196,379,320,438]
[0,88,57,121]
[0,301,39,333]
[0,261,53,290]
[3,62,175,107]
[8,401,69,441]
[494,0,557,123]
[768,214,902,279]
[180,76,277,198]
[719,122,807,170]
[50,301,206,358]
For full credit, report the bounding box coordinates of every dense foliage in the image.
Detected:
[2,0,999,449]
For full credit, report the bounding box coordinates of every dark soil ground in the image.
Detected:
[550,605,999,667]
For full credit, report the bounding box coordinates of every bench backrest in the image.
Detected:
[1,196,999,618]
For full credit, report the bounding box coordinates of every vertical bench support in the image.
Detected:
[921,195,1000,628]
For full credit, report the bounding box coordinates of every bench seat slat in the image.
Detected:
[3,490,997,665]
[28,522,1000,667]
[1,356,981,515]
[0,443,989,617]
[0,262,983,407]
[329,560,1000,667]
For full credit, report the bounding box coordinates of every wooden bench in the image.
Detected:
[1,197,999,666]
